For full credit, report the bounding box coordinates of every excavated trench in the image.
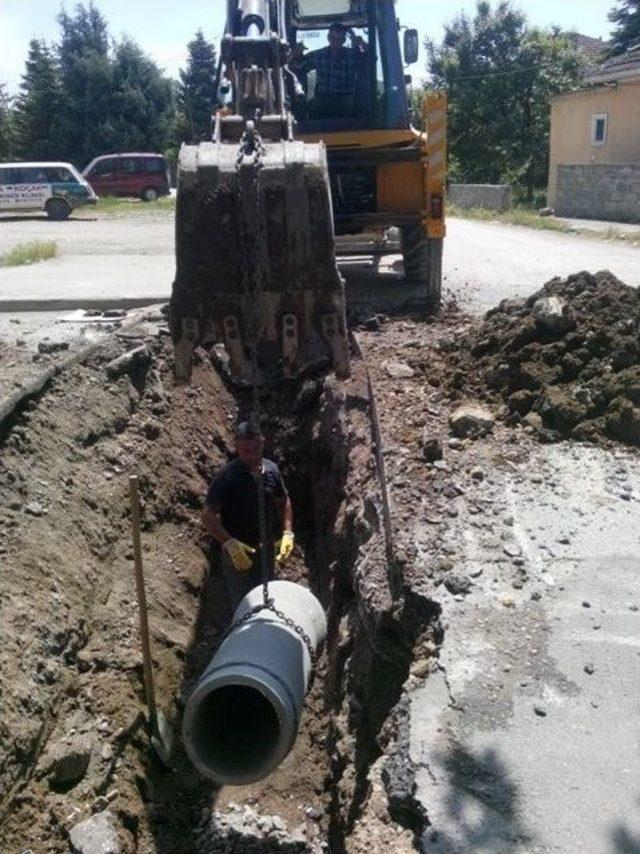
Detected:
[0,322,441,854]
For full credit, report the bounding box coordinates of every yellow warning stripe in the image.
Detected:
[422,93,447,238]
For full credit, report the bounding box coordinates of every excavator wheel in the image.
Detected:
[400,225,443,313]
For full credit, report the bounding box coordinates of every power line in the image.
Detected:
[433,59,576,84]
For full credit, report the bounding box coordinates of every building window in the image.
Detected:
[591,113,607,146]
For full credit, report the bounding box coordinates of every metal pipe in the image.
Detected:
[182,581,326,786]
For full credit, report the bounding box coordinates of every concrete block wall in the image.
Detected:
[555,165,640,223]
[448,184,513,211]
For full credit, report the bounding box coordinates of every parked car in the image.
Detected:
[82,153,170,202]
[0,162,98,220]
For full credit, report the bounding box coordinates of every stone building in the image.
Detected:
[547,42,640,222]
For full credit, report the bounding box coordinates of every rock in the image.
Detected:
[69,811,121,853]
[582,601,592,609]
[383,360,415,379]
[532,296,575,336]
[105,346,150,380]
[629,604,639,613]
[143,420,161,440]
[500,595,516,608]
[444,574,472,595]
[469,567,483,578]
[422,436,443,463]
[362,316,381,331]
[294,380,321,413]
[471,467,485,482]
[47,737,91,787]
[38,340,70,355]
[304,806,322,821]
[437,557,454,573]
[503,541,522,558]
[523,412,543,431]
[584,663,595,675]
[533,705,547,717]
[449,403,494,439]
[24,501,45,517]
[530,591,542,601]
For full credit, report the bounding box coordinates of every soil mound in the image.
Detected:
[452,271,640,446]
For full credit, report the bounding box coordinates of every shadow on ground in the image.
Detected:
[426,742,534,853]
[612,823,640,854]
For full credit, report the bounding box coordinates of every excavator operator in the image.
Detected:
[292,21,368,119]
[202,421,294,613]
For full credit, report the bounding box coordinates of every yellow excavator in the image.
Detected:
[171,0,446,383]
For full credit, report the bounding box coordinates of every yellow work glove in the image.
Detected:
[276,531,295,564]
[222,538,256,572]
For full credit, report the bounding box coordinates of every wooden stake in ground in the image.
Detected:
[129,475,174,767]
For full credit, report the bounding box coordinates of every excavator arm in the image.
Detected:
[171,0,350,384]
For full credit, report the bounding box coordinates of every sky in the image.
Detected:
[0,0,615,94]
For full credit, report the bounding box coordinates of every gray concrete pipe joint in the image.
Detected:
[182,581,327,786]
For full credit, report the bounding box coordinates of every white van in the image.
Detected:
[0,162,98,220]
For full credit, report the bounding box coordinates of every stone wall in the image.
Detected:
[555,164,640,223]
[448,184,513,211]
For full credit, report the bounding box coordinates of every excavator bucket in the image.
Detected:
[171,136,350,385]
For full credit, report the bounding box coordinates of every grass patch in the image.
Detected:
[90,195,176,217]
[447,203,569,232]
[447,204,640,244]
[0,240,58,267]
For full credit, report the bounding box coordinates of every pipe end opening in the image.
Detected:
[187,684,283,784]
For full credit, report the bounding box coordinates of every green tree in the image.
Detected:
[608,1,640,56]
[57,2,114,167]
[426,1,585,201]
[111,38,174,152]
[0,84,16,160]
[176,30,217,143]
[14,40,65,160]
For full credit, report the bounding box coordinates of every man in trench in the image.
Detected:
[202,421,294,614]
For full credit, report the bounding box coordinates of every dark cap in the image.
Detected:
[234,420,264,441]
[329,21,348,34]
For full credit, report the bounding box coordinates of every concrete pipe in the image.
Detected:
[182,581,327,786]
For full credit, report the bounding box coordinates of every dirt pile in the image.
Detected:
[449,271,640,446]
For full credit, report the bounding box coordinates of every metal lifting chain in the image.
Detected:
[218,118,317,683]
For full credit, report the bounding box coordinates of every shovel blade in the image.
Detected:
[151,710,174,768]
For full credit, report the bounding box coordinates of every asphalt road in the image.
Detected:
[1,213,639,312]
[412,442,640,854]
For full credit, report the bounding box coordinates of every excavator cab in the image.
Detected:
[171,0,445,384]
[288,1,446,296]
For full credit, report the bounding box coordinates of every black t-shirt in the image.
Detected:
[206,458,288,547]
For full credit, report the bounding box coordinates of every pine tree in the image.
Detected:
[57,2,113,167]
[176,30,217,143]
[0,83,15,160]
[14,40,65,160]
[608,1,640,56]
[111,38,174,152]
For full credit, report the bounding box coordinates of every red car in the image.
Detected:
[82,153,170,201]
